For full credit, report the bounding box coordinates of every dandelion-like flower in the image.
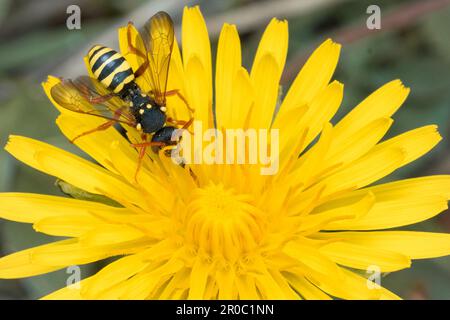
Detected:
[1,6,450,299]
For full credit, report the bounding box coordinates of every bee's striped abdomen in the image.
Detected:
[87,45,135,94]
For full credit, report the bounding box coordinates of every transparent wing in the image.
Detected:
[50,76,135,125]
[138,11,174,105]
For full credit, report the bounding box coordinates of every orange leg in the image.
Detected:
[127,23,147,58]
[166,117,194,135]
[131,141,166,148]
[134,61,149,78]
[166,117,194,129]
[70,108,128,143]
[77,81,115,104]
[71,120,115,143]
[182,118,194,130]
[131,139,166,182]
[165,89,195,114]
[126,22,149,78]
[87,94,115,104]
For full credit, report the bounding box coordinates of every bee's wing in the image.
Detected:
[138,11,174,105]
[50,76,135,125]
[71,76,124,111]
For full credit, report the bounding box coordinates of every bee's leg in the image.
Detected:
[164,89,195,114]
[130,139,166,182]
[70,120,115,144]
[126,22,147,58]
[77,83,115,104]
[166,117,194,133]
[134,60,148,78]
[131,141,166,148]
[87,94,115,104]
[126,22,149,78]
[70,108,130,143]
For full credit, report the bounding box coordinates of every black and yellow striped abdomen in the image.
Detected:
[87,45,135,94]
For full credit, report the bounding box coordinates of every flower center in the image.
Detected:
[185,183,265,262]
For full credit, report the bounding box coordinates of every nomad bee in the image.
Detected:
[50,12,193,179]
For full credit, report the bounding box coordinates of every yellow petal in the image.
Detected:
[275,81,343,156]
[251,18,288,78]
[229,67,254,128]
[283,241,342,282]
[108,140,174,212]
[270,104,308,152]
[301,81,343,147]
[188,257,210,299]
[255,273,295,299]
[82,254,149,299]
[333,79,409,140]
[326,195,448,230]
[0,239,73,279]
[182,6,212,128]
[315,267,400,300]
[216,266,236,300]
[317,175,450,230]
[284,273,332,300]
[320,242,411,272]
[326,117,393,166]
[249,54,280,129]
[308,147,404,198]
[302,192,375,232]
[370,175,450,199]
[315,231,450,259]
[203,277,219,299]
[215,23,241,129]
[159,268,191,299]
[339,268,401,300]
[31,238,148,266]
[41,276,94,300]
[184,55,213,129]
[0,193,116,223]
[249,17,288,129]
[286,122,333,188]
[235,274,259,299]
[277,39,340,115]
[371,125,442,167]
[5,135,144,208]
[249,256,291,299]
[325,175,450,204]
[120,258,184,299]
[268,269,301,299]
[79,225,145,246]
[34,215,101,237]
[316,126,442,195]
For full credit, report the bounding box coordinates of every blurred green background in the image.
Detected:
[0,0,449,299]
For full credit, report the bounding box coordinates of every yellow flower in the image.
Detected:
[1,6,450,300]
